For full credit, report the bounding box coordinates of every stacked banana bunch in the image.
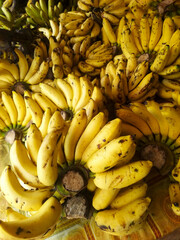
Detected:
[115,101,180,216]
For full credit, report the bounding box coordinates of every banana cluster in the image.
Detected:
[115,101,180,216]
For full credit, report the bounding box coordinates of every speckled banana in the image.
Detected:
[110,182,148,209]
[95,197,151,235]
[81,118,122,165]
[83,98,99,123]
[0,165,53,211]
[86,135,136,173]
[102,17,117,44]
[166,29,180,66]
[25,123,43,165]
[10,139,44,189]
[139,14,150,53]
[169,182,180,216]
[47,110,65,133]
[75,111,108,162]
[37,129,62,186]
[0,196,61,240]
[94,160,153,189]
[64,108,87,165]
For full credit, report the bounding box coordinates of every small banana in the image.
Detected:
[0,165,53,211]
[14,48,29,81]
[0,196,61,240]
[86,135,136,173]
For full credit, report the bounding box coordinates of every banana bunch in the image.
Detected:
[38,73,107,120]
[0,43,49,95]
[100,54,159,104]
[25,0,64,27]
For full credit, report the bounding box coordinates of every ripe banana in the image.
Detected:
[110,181,148,209]
[139,14,150,53]
[94,160,153,189]
[0,165,53,211]
[47,110,65,133]
[37,129,62,186]
[64,108,87,165]
[14,48,29,81]
[0,196,61,240]
[95,197,151,235]
[0,59,19,81]
[81,118,122,165]
[86,135,136,173]
[39,107,52,138]
[12,91,26,126]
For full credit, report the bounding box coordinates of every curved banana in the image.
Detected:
[110,181,148,209]
[93,188,120,210]
[10,139,44,189]
[166,29,180,66]
[0,68,16,84]
[75,111,107,162]
[83,98,99,123]
[86,135,136,173]
[139,14,150,53]
[47,110,65,133]
[40,82,68,110]
[0,104,11,127]
[64,108,87,165]
[37,130,62,186]
[0,165,53,211]
[94,160,153,189]
[102,17,116,44]
[95,197,151,235]
[25,123,43,165]
[14,48,29,81]
[0,196,61,240]
[81,118,122,165]
[32,92,57,113]
[39,107,52,138]
[0,59,19,81]
[12,91,26,126]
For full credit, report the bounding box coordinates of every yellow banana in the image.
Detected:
[26,123,43,165]
[110,182,148,209]
[1,92,17,126]
[64,108,87,165]
[95,197,151,235]
[0,165,53,211]
[10,139,44,188]
[166,29,180,66]
[129,18,143,53]
[126,53,138,79]
[75,112,108,162]
[39,107,52,138]
[40,82,68,110]
[14,48,29,81]
[102,17,117,44]
[161,16,175,46]
[0,59,19,81]
[87,135,136,173]
[0,104,11,127]
[12,91,26,126]
[24,96,43,128]
[93,188,119,210]
[37,130,62,186]
[121,122,144,140]
[0,196,61,240]
[94,160,153,189]
[32,92,57,113]
[90,21,101,38]
[47,110,65,133]
[139,14,150,53]
[81,118,122,165]
[0,68,16,84]
[83,98,99,123]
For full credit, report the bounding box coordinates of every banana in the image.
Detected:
[64,108,87,165]
[25,123,43,165]
[47,110,65,133]
[24,96,43,128]
[0,165,53,211]
[110,182,148,209]
[126,54,138,79]
[37,129,62,186]
[150,44,171,73]
[144,100,169,143]
[0,196,61,240]
[108,6,128,18]
[128,60,149,91]
[83,98,99,123]
[90,21,101,38]
[159,105,180,145]
[101,11,120,25]
[1,92,17,126]
[10,139,44,188]
[129,0,145,25]
[12,91,26,126]
[51,47,63,67]
[32,92,57,113]
[139,14,150,53]
[116,107,153,139]
[0,104,11,127]
[148,14,163,53]
[0,68,16,84]
[0,59,19,81]
[78,61,95,73]
[116,16,126,46]
[99,0,114,8]
[166,29,180,66]
[74,76,93,112]
[39,107,52,138]
[95,197,151,235]
[75,112,107,162]
[14,48,29,81]
[6,208,27,221]
[161,16,175,47]
[129,102,161,139]
[81,118,122,165]
[92,188,120,210]
[102,17,117,44]
[169,182,180,216]
[129,18,143,54]
[66,73,81,110]
[121,122,144,140]
[77,0,91,11]
[158,65,180,77]
[86,135,136,173]
[94,160,153,189]
[85,40,102,58]
[21,91,32,127]
[39,83,68,110]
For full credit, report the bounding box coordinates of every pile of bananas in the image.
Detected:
[0,0,180,239]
